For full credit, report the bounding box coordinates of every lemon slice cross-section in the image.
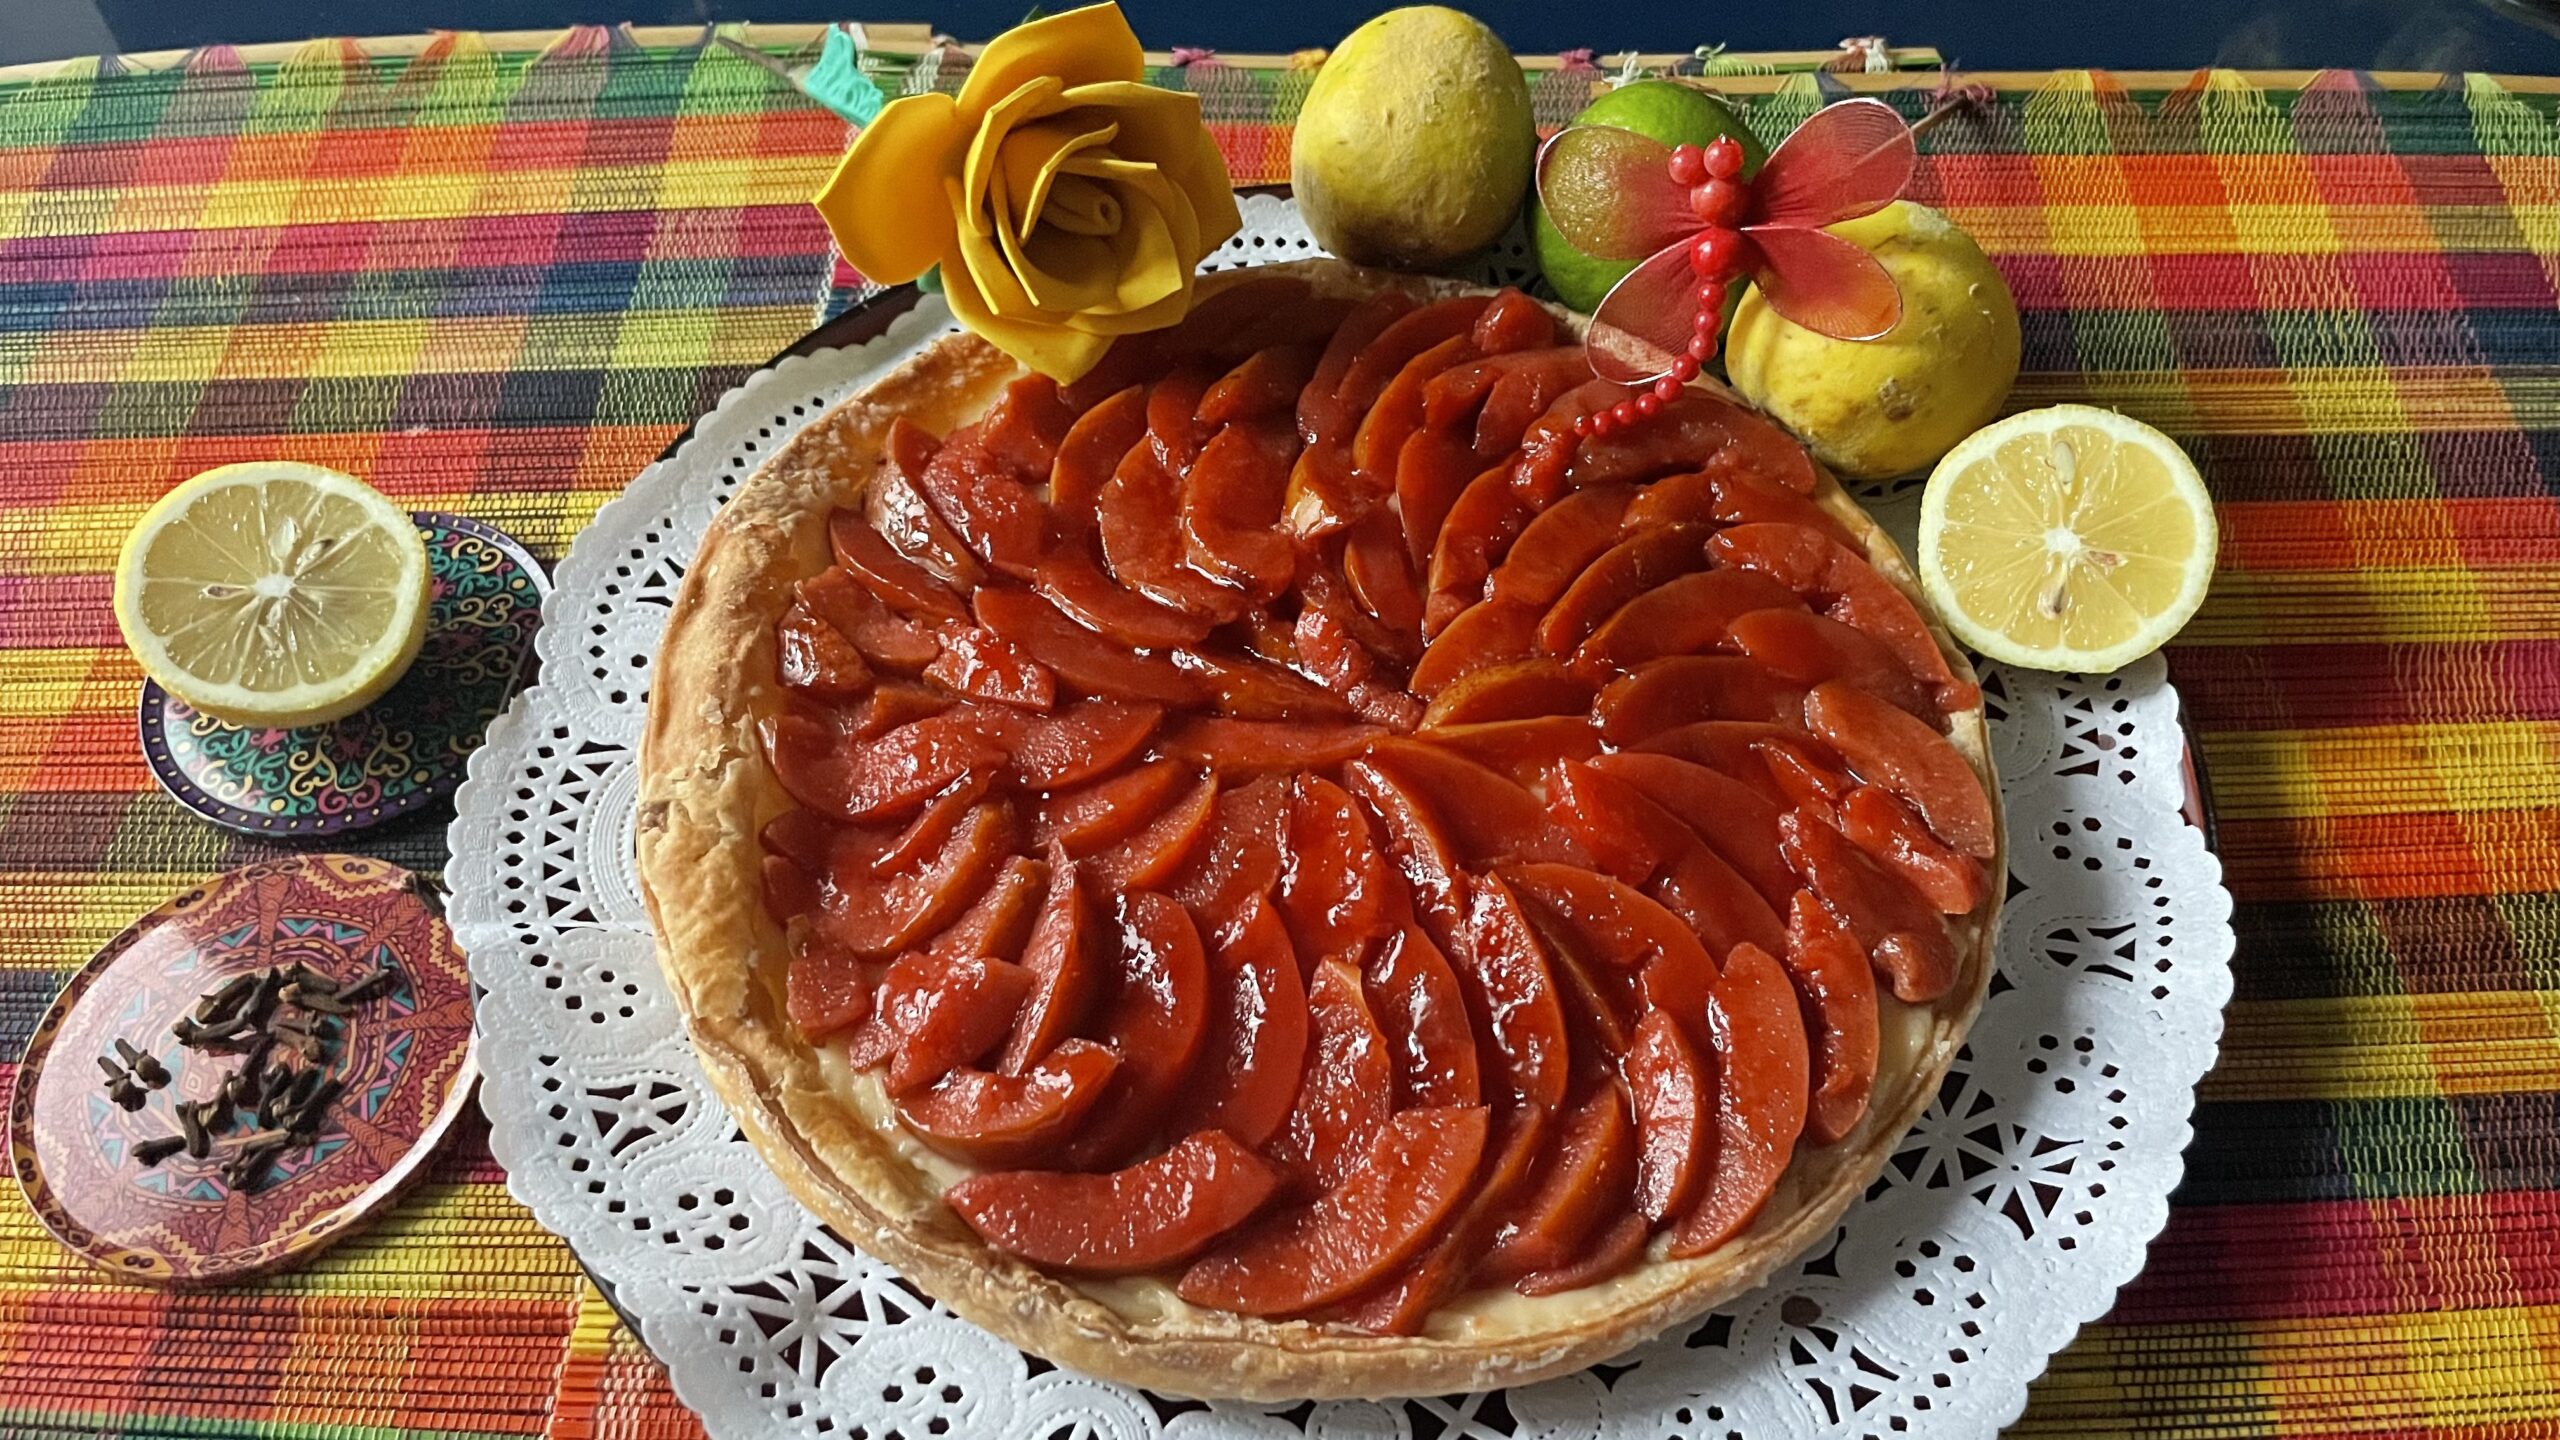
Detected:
[113,462,431,728]
[1917,404,2217,673]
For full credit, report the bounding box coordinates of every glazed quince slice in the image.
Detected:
[1624,1008,1712,1222]
[1044,385,1147,541]
[1032,544,1215,649]
[1480,1083,1635,1285]
[1728,608,1934,718]
[1671,943,1812,1257]
[1269,958,1395,1192]
[1361,915,1482,1110]
[1620,467,1858,547]
[1278,774,1395,971]
[1781,812,1959,1004]
[1089,773,1218,891]
[1780,890,1882,1146]
[1004,698,1163,791]
[1805,681,1998,859]
[996,850,1102,1075]
[1173,895,1311,1149]
[975,586,1199,706]
[1592,655,1808,741]
[1839,785,1992,914]
[1418,656,1595,727]
[1584,752,1795,909]
[896,1040,1120,1168]
[947,1130,1287,1276]
[1417,716,1604,784]
[869,952,1033,1096]
[1028,758,1187,857]
[1178,1105,1490,1317]
[1487,482,1635,609]
[1569,568,1803,679]
[830,507,971,625]
[1710,522,1974,712]
[1408,595,1540,696]
[1068,891,1212,1169]
[1536,523,1718,656]
[1337,1102,1550,1335]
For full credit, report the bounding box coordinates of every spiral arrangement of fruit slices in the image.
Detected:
[754,274,1997,1331]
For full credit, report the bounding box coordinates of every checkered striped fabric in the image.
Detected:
[3,29,2558,1437]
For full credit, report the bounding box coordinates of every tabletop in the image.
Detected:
[2,26,2558,1439]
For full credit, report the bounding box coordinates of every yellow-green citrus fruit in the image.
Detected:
[113,461,430,728]
[1726,200,2021,480]
[1293,7,1535,270]
[1532,80,1765,313]
[1919,405,2217,672]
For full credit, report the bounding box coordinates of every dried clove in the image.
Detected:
[176,1101,211,1159]
[113,1039,169,1088]
[286,985,350,1017]
[286,1076,344,1136]
[193,972,258,1025]
[96,1055,127,1085]
[287,963,341,997]
[108,1077,147,1111]
[132,1134,188,1166]
[335,967,400,1005]
[245,968,284,1027]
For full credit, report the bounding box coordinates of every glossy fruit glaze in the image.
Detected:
[755,276,1993,1331]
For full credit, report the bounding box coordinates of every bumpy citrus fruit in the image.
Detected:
[1726,200,2020,479]
[1918,404,2217,672]
[113,461,430,727]
[1294,7,1535,270]
[1531,80,1765,313]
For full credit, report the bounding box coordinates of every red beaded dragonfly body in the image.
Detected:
[1536,97,1920,437]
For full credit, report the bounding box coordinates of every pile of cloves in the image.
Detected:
[108,960,399,1190]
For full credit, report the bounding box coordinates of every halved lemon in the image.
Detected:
[1916,405,2217,673]
[113,462,431,728]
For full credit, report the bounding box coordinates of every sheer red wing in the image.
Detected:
[1748,98,1916,229]
[1586,243,1708,383]
[1747,225,1902,341]
[1536,126,1704,262]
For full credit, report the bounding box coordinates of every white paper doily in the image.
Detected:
[450,197,2234,1440]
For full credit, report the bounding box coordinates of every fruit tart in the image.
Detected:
[637,258,2001,1399]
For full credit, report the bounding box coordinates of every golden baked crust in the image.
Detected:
[637,258,2002,1400]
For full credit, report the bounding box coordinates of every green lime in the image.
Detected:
[1532,80,1768,313]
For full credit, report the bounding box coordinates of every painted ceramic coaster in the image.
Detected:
[7,854,477,1285]
[139,512,547,839]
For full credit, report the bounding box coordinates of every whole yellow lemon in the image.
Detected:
[1726,201,2021,480]
[1292,7,1534,270]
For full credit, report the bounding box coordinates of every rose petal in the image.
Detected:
[957,2,1145,119]
[1062,81,1241,244]
[1071,154,1196,294]
[957,175,1040,319]
[1040,173,1124,237]
[1000,118,1121,234]
[1014,226,1118,312]
[963,76,1068,237]
[944,256,1117,381]
[812,92,964,284]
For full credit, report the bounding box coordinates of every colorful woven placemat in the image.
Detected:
[3,27,2557,1438]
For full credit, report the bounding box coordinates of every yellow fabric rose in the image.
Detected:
[813,4,1243,382]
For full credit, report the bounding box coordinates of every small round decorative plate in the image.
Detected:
[8,854,478,1285]
[139,511,547,839]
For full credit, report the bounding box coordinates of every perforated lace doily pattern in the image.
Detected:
[451,197,2234,1440]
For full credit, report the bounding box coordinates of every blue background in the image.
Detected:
[12,0,2560,72]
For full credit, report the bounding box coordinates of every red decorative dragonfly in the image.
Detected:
[1537,97,1919,415]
